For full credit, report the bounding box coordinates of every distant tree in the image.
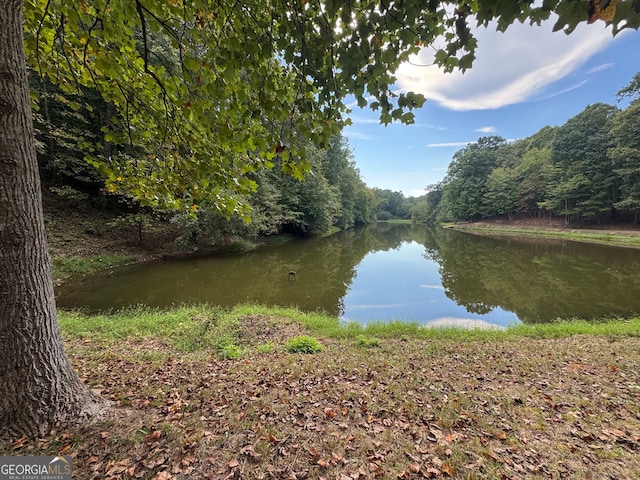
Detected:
[483,167,518,219]
[411,184,443,224]
[441,136,506,221]
[609,82,640,223]
[547,103,619,221]
[515,147,553,218]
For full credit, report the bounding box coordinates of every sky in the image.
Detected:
[343,18,640,198]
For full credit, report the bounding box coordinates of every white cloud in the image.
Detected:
[348,115,382,125]
[396,19,614,111]
[426,317,504,330]
[474,126,496,133]
[345,131,375,140]
[586,62,614,74]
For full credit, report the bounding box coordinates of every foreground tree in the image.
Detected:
[2,0,640,438]
[0,0,104,438]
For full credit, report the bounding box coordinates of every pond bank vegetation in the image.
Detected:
[5,305,638,479]
[443,219,640,249]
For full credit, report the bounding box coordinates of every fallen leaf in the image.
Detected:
[11,437,28,450]
[442,462,456,476]
[152,471,174,480]
[325,407,337,419]
[423,467,441,478]
[145,430,163,443]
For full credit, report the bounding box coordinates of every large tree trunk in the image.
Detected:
[0,0,104,438]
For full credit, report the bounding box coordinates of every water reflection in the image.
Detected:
[55,224,640,325]
[424,228,640,323]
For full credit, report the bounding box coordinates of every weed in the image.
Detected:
[354,335,381,348]
[218,342,242,359]
[284,335,323,353]
[256,341,275,354]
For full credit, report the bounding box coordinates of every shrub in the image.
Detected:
[354,335,381,348]
[284,335,323,354]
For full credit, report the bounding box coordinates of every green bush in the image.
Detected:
[284,335,323,354]
[354,335,381,348]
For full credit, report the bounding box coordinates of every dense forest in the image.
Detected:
[33,76,432,248]
[411,72,640,226]
[38,72,640,239]
[35,71,640,239]
[33,75,378,246]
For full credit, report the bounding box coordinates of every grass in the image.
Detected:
[445,222,640,248]
[52,255,136,281]
[6,304,639,479]
[59,304,640,352]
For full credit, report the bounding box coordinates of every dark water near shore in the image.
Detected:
[55,224,640,327]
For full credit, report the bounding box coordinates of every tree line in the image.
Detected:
[411,73,640,225]
[33,73,380,244]
[33,75,431,244]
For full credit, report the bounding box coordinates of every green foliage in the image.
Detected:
[218,342,242,360]
[609,98,640,222]
[284,335,323,354]
[59,304,640,351]
[373,188,415,220]
[431,77,640,225]
[49,186,90,203]
[354,335,381,348]
[24,0,635,220]
[441,136,505,221]
[109,213,153,243]
[256,341,275,354]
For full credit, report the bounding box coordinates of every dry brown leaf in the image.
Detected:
[442,462,456,477]
[152,472,174,480]
[145,430,163,443]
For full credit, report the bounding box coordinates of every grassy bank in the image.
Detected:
[444,222,640,249]
[4,305,639,479]
[52,254,137,281]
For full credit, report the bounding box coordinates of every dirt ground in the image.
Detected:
[4,324,640,480]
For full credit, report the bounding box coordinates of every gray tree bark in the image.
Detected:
[0,0,104,438]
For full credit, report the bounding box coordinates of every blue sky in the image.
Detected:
[343,19,640,197]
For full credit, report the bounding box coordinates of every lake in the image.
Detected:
[55,223,640,327]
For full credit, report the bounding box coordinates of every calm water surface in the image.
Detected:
[55,224,640,327]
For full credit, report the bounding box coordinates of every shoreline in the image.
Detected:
[4,305,639,479]
[443,219,640,249]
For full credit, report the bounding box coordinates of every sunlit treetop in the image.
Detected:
[23,0,640,215]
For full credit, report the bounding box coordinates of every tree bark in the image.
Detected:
[0,0,104,438]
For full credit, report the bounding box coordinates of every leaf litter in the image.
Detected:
[2,318,640,479]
